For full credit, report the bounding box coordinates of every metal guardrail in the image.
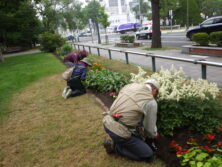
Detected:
[73,43,222,80]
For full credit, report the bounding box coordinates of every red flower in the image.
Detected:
[175,146,182,151]
[206,133,216,141]
[202,145,215,153]
[176,151,182,155]
[169,140,177,148]
[217,142,222,147]
[188,138,198,144]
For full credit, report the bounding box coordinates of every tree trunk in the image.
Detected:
[151,0,162,48]
[0,49,4,62]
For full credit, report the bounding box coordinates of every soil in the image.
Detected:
[92,91,222,167]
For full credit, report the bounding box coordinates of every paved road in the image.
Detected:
[78,31,193,48]
[74,41,222,88]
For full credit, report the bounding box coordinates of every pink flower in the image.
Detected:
[109,92,116,97]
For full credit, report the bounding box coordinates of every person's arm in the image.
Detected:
[142,100,158,138]
[80,68,87,81]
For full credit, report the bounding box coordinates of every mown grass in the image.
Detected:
[0,53,164,167]
[89,54,153,78]
[0,53,65,122]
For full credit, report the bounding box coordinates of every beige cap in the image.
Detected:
[144,79,160,89]
[81,57,92,66]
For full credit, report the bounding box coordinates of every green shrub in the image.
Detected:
[210,31,222,47]
[157,96,221,136]
[38,32,66,52]
[120,35,135,43]
[57,43,73,55]
[192,33,209,46]
[85,68,130,93]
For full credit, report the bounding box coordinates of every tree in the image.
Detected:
[84,0,102,44]
[98,6,110,44]
[0,0,42,48]
[174,0,202,26]
[132,0,151,24]
[151,0,162,48]
[200,0,222,18]
[34,0,85,33]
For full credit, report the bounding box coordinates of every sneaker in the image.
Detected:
[103,137,114,154]
[64,89,72,99]
[62,87,69,98]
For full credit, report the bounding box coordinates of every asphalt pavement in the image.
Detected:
[75,40,222,88]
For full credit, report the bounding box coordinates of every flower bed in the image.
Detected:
[85,62,222,167]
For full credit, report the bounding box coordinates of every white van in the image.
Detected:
[135,25,152,39]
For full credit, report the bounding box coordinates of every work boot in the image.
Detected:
[103,137,114,154]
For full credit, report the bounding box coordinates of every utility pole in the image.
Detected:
[186,0,189,30]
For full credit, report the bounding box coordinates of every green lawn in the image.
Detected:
[0,53,65,122]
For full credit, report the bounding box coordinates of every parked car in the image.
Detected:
[135,25,152,39]
[117,23,141,34]
[66,35,75,41]
[186,16,222,40]
[78,31,91,37]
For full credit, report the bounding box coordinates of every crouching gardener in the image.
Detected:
[103,79,160,161]
[62,57,92,99]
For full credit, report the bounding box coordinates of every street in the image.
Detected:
[77,31,193,48]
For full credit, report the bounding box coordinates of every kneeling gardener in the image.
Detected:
[103,79,160,161]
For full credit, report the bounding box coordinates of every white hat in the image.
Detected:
[144,79,160,89]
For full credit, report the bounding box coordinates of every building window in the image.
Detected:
[121,0,125,6]
[109,0,118,7]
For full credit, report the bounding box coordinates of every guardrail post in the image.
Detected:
[108,49,112,59]
[201,64,207,79]
[125,52,129,64]
[97,48,100,56]
[151,56,156,72]
[78,45,80,50]
[88,46,91,54]
[73,44,76,50]
[83,45,85,50]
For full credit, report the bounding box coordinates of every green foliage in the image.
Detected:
[85,68,130,93]
[157,96,221,136]
[174,0,202,26]
[57,44,73,55]
[98,6,110,29]
[177,146,222,167]
[199,0,222,18]
[210,31,222,47]
[192,33,209,46]
[131,0,151,20]
[38,32,66,52]
[120,35,135,43]
[0,1,43,47]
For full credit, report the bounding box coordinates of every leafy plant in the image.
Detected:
[210,31,222,47]
[85,68,130,93]
[170,136,222,167]
[192,33,209,46]
[38,32,66,52]
[120,35,135,43]
[57,44,73,55]
[131,66,221,136]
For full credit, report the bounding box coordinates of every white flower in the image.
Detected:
[130,66,220,100]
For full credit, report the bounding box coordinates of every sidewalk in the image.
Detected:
[77,41,222,88]
[3,49,41,58]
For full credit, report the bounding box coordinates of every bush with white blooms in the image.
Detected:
[130,66,221,136]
